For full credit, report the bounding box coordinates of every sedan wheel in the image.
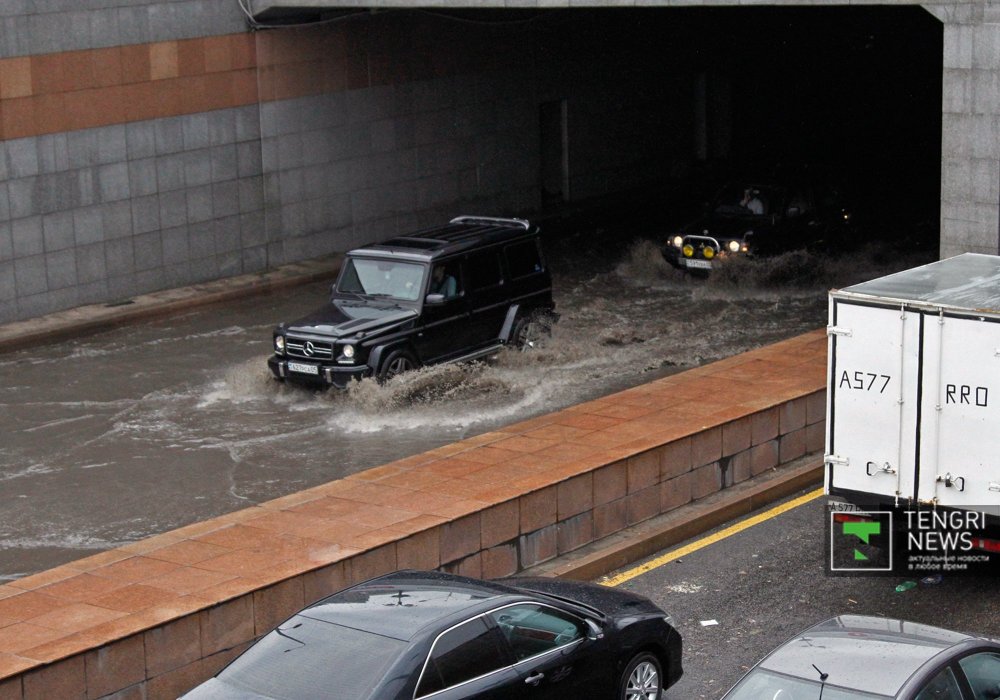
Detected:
[620,653,662,700]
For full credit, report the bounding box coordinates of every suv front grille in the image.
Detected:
[286,337,334,359]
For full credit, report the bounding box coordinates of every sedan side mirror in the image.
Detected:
[585,619,604,641]
[424,293,445,305]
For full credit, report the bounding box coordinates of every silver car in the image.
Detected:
[721,615,1000,700]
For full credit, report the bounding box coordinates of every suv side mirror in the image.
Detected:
[424,293,445,305]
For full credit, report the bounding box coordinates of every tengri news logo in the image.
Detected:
[829,510,893,572]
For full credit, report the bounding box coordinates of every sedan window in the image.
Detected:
[958,653,1000,700]
[914,667,963,700]
[416,617,509,698]
[489,604,585,661]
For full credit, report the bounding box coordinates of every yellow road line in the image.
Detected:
[602,487,825,587]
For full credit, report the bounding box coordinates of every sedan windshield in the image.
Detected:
[725,669,890,700]
[216,616,406,700]
[337,258,426,302]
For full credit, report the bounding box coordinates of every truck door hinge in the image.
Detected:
[866,461,896,477]
[936,473,966,492]
[825,454,849,467]
[827,325,852,337]
[989,482,1000,493]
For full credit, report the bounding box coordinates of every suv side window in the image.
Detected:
[466,250,503,291]
[416,617,508,697]
[489,604,585,661]
[504,241,543,279]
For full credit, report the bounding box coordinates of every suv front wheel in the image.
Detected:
[377,349,420,383]
[511,314,549,351]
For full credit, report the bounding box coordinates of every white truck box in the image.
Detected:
[825,253,1000,517]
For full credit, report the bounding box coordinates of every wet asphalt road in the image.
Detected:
[609,489,1000,699]
[1,233,877,580]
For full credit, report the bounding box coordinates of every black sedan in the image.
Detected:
[721,615,1000,699]
[181,569,682,700]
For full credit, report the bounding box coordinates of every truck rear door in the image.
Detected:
[826,298,921,503]
[918,312,1000,514]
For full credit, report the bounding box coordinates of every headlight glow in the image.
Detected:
[672,236,683,248]
[703,247,715,260]
[728,240,740,253]
[342,344,355,358]
[682,244,694,258]
[274,335,285,353]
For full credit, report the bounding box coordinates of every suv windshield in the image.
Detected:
[337,258,426,302]
[713,183,782,217]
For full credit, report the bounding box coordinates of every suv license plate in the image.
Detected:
[288,362,319,375]
[684,259,712,270]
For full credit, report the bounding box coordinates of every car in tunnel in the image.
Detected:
[720,615,1000,700]
[661,179,854,272]
[180,569,683,700]
[267,216,556,389]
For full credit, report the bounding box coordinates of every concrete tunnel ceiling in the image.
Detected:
[253,6,943,249]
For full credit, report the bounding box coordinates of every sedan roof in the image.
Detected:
[759,615,974,697]
[299,570,523,641]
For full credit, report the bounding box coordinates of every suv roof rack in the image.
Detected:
[449,215,530,231]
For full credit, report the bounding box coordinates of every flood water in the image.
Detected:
[0,232,934,579]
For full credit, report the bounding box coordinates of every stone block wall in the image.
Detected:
[1,7,692,324]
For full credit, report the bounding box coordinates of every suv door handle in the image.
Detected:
[524,672,545,686]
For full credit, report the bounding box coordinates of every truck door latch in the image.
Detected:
[866,461,896,477]
[936,473,966,492]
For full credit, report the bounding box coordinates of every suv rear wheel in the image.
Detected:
[377,349,419,383]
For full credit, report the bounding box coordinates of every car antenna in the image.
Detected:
[812,664,829,700]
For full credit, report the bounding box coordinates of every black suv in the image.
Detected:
[268,216,555,388]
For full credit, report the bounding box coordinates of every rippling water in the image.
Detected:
[0,234,933,578]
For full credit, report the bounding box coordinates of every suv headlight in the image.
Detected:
[274,335,285,354]
[338,344,356,364]
[672,235,683,248]
[728,240,740,253]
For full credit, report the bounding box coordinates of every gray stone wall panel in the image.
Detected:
[76,242,107,285]
[186,185,215,224]
[14,254,48,297]
[0,1,245,59]
[0,224,12,263]
[0,261,14,302]
[42,211,75,252]
[45,248,78,290]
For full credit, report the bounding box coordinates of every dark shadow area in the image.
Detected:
[525,6,943,252]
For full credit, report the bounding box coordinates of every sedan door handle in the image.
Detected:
[524,672,545,686]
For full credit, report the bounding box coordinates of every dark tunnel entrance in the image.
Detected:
[252,5,944,254]
[531,5,944,248]
[678,6,943,247]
